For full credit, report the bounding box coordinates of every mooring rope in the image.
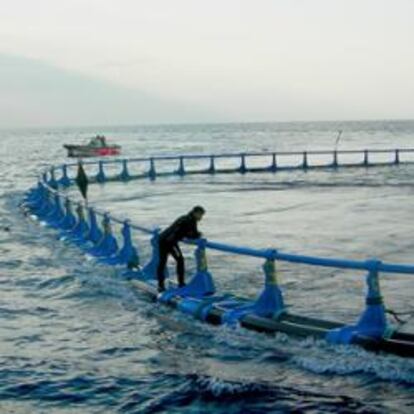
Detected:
[386,308,414,326]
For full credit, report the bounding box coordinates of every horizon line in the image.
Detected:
[1,117,414,132]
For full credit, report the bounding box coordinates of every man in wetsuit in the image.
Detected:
[157,206,205,292]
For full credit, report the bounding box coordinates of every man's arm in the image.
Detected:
[185,217,201,239]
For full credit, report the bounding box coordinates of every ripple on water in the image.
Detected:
[117,373,386,413]
[2,123,414,413]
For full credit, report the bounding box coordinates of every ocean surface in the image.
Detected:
[1,120,414,413]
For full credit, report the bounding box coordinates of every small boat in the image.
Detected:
[64,135,121,158]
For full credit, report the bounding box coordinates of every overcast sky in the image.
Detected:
[1,0,413,128]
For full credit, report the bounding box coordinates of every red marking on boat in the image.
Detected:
[97,148,120,156]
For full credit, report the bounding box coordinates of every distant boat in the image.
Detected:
[63,135,121,157]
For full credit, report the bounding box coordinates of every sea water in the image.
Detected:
[1,120,414,413]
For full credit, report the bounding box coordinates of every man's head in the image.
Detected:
[191,205,205,221]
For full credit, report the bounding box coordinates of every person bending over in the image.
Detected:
[157,206,205,292]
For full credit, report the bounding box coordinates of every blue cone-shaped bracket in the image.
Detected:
[326,260,388,344]
[102,220,140,267]
[23,182,41,204]
[177,157,185,176]
[96,161,106,183]
[239,154,247,174]
[254,254,285,318]
[208,156,215,174]
[23,182,44,208]
[270,153,277,172]
[220,253,285,326]
[44,194,65,225]
[57,198,77,230]
[58,164,71,187]
[302,152,308,169]
[48,168,58,189]
[119,160,130,181]
[34,189,54,218]
[65,204,89,244]
[394,149,400,165]
[31,183,46,205]
[88,214,118,257]
[42,193,59,219]
[163,239,215,300]
[363,150,369,166]
[142,231,168,280]
[148,158,156,180]
[332,150,338,168]
[84,208,103,245]
[186,239,215,296]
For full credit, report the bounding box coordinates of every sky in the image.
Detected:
[1,0,414,128]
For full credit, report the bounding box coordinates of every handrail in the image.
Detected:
[61,148,414,168]
[130,223,155,235]
[183,240,414,275]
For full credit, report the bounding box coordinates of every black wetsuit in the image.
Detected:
[157,213,201,291]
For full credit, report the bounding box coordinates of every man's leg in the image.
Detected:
[170,244,185,287]
[157,242,169,292]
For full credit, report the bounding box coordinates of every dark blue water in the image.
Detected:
[1,121,414,413]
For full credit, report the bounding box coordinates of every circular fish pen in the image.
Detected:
[21,148,414,358]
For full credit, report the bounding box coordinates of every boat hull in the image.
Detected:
[64,144,121,158]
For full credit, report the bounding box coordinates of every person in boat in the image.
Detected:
[97,135,107,147]
[89,135,107,147]
[157,206,205,292]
